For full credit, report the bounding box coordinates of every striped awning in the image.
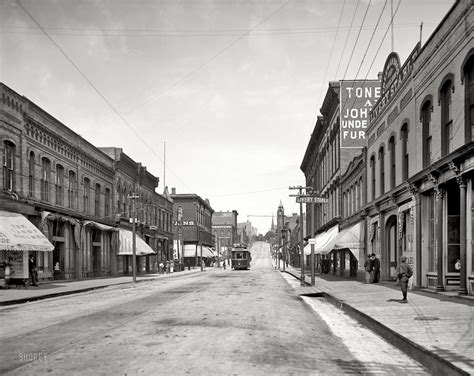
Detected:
[0,211,54,252]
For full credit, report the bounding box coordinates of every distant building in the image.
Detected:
[212,210,238,257]
[236,222,249,245]
[170,188,214,268]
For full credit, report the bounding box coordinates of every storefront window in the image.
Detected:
[427,193,436,272]
[447,184,460,273]
[471,180,474,271]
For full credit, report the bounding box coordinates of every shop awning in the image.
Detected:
[333,221,365,261]
[304,225,339,255]
[304,233,322,255]
[84,220,117,231]
[117,229,155,256]
[0,211,54,252]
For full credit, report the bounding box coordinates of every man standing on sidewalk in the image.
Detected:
[371,254,380,283]
[396,256,413,303]
[28,254,38,286]
[364,254,373,283]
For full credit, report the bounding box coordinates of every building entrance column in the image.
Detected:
[458,176,468,295]
[435,187,444,292]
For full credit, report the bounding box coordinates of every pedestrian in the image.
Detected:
[223,260,226,269]
[28,254,38,286]
[395,255,413,303]
[364,254,373,283]
[371,253,380,283]
[166,261,170,274]
[159,261,164,274]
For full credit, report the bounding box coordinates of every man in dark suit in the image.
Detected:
[29,254,38,286]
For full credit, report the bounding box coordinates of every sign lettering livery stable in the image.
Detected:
[296,196,328,204]
[340,80,381,148]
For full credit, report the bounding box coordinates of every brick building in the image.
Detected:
[366,0,474,293]
[100,148,174,275]
[171,188,214,268]
[301,78,379,271]
[212,210,238,260]
[0,83,173,281]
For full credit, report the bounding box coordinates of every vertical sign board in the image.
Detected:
[340,80,381,148]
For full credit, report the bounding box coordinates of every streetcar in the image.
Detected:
[231,244,251,270]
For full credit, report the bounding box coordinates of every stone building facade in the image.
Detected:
[1,83,174,281]
[365,0,473,293]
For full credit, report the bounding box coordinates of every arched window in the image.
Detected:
[68,171,76,209]
[122,187,127,216]
[379,146,385,195]
[56,164,64,206]
[400,123,409,181]
[370,155,376,200]
[389,136,396,190]
[440,79,453,155]
[343,192,347,217]
[116,183,121,214]
[3,141,16,191]
[421,99,432,167]
[83,177,90,213]
[463,53,474,142]
[28,151,35,197]
[95,183,101,217]
[105,188,110,218]
[41,157,51,201]
[356,181,360,211]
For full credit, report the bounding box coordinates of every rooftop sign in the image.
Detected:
[340,80,381,148]
[370,43,420,121]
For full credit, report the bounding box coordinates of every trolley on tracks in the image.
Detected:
[231,244,251,270]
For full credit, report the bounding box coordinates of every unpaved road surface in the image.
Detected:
[0,241,427,375]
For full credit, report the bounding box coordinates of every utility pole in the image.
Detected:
[199,230,203,272]
[289,186,312,286]
[281,227,286,272]
[128,193,139,285]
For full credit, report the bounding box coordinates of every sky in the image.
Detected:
[1,0,455,234]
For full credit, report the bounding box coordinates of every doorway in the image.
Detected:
[386,215,398,280]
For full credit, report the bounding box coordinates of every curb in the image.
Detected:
[0,277,159,306]
[0,269,208,307]
[284,270,469,376]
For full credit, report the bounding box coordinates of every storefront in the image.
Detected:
[332,221,365,279]
[116,228,156,274]
[0,210,54,286]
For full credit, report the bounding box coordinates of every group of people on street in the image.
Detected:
[364,253,413,303]
[364,253,380,283]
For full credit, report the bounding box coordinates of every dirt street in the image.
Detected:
[1,242,426,375]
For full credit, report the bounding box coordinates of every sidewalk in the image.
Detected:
[283,265,474,376]
[0,267,208,306]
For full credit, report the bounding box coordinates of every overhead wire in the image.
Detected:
[341,0,372,81]
[333,0,361,80]
[124,0,292,115]
[338,0,389,116]
[15,0,291,194]
[313,0,346,127]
